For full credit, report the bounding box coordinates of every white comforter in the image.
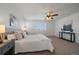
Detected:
[15,34,54,54]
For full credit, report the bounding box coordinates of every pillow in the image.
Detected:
[22,32,27,38]
[7,34,16,40]
[14,32,23,40]
[21,33,24,38]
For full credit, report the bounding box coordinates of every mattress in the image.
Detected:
[15,34,54,54]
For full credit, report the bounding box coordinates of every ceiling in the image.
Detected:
[0,3,79,20]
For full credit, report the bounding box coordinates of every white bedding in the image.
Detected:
[15,34,54,54]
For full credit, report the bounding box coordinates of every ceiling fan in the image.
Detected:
[46,10,58,21]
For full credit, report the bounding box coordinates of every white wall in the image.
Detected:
[54,12,79,43]
[23,20,55,36]
[0,5,23,31]
[0,8,9,26]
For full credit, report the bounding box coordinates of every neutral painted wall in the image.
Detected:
[54,12,79,43]
[23,20,55,36]
[0,5,23,31]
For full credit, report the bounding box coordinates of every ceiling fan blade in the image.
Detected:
[52,14,58,16]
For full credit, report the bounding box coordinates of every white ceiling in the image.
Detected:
[0,3,79,20]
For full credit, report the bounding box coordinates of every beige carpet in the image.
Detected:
[16,36,79,55]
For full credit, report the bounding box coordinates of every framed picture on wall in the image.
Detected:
[9,14,16,26]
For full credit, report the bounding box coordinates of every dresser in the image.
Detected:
[0,39,15,55]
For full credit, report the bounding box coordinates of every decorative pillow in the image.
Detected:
[7,34,16,40]
[14,32,23,40]
[22,32,27,38]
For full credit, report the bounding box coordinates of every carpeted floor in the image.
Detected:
[16,36,79,55]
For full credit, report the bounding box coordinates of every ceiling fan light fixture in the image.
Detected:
[45,10,58,22]
[47,11,53,16]
[46,17,53,21]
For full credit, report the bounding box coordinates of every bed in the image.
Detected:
[15,34,54,54]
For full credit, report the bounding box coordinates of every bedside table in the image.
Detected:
[0,39,15,55]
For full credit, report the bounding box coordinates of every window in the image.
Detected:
[26,22,46,31]
[34,22,46,31]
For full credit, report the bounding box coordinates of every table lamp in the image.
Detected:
[0,25,5,43]
[21,26,27,32]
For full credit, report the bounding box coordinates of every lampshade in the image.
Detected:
[0,25,5,33]
[21,26,27,31]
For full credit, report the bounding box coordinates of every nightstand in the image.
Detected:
[0,39,15,55]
